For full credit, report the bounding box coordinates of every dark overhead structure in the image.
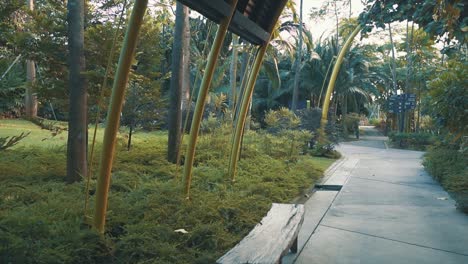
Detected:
[177,0,288,45]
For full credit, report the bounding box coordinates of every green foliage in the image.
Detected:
[426,58,467,135]
[424,141,468,213]
[359,0,467,43]
[0,131,30,150]
[0,50,25,117]
[388,132,435,150]
[309,123,342,159]
[0,119,336,263]
[369,118,381,127]
[264,107,300,134]
[342,113,360,136]
[296,108,321,132]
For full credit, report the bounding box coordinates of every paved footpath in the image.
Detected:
[285,126,468,264]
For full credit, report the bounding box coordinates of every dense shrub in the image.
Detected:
[424,141,468,213]
[296,108,321,132]
[264,107,300,134]
[388,132,435,150]
[342,113,360,137]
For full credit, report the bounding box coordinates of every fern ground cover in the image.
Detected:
[0,119,335,263]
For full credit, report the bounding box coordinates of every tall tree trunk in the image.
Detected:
[181,7,190,112]
[388,23,398,93]
[25,0,37,118]
[291,0,303,111]
[405,21,414,132]
[127,123,133,151]
[66,0,87,183]
[229,34,239,112]
[349,0,352,18]
[167,2,188,164]
[334,0,339,53]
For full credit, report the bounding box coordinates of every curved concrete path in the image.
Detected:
[287,126,468,264]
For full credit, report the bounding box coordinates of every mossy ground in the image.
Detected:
[0,119,335,263]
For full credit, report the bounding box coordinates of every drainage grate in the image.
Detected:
[315,184,342,191]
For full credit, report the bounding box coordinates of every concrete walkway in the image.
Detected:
[285,126,468,264]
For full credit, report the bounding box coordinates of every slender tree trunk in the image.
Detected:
[388,23,397,93]
[334,1,339,53]
[230,34,239,112]
[66,0,87,183]
[127,124,133,151]
[25,0,37,118]
[349,0,352,18]
[342,94,348,135]
[181,7,190,112]
[291,0,303,111]
[167,3,188,164]
[406,22,415,132]
[388,23,400,132]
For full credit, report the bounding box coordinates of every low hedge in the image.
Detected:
[388,132,436,150]
[424,142,468,213]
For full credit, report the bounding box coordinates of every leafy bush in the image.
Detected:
[264,107,300,134]
[369,118,381,127]
[308,122,341,159]
[425,58,468,136]
[424,141,468,213]
[296,108,321,132]
[388,132,435,150]
[342,113,360,137]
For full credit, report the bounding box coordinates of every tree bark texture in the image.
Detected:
[66,0,88,183]
[25,0,37,118]
[167,3,188,164]
[291,0,303,112]
[181,6,191,112]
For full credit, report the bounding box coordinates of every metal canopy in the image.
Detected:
[177,0,287,45]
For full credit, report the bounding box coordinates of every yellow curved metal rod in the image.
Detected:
[183,0,239,199]
[321,25,361,127]
[94,0,148,234]
[228,43,268,182]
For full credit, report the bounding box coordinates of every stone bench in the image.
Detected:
[217,203,305,264]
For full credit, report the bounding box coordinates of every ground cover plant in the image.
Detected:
[0,119,335,263]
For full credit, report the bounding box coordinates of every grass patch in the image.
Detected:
[0,119,335,263]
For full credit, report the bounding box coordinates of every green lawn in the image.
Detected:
[0,119,336,263]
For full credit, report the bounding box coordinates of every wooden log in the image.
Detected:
[217,203,305,264]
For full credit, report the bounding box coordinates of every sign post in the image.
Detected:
[387,93,416,132]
